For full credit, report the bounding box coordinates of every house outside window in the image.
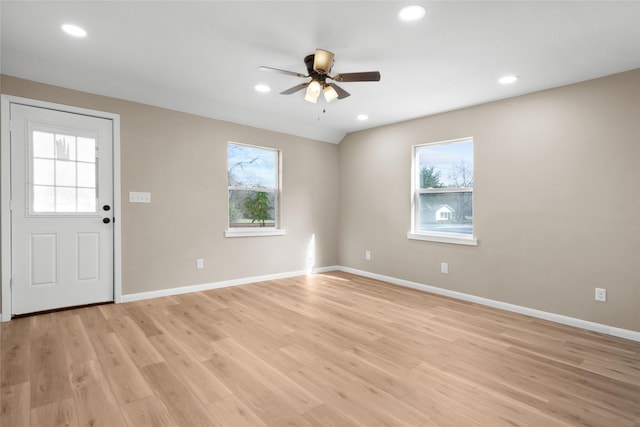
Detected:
[438,207,453,221]
[225,142,285,237]
[408,137,477,246]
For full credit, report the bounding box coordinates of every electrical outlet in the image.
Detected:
[365,250,371,261]
[196,258,204,269]
[595,288,606,302]
[441,262,449,274]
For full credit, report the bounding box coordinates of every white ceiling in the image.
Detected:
[2,1,639,144]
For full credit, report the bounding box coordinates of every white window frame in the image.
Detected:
[225,142,285,238]
[407,137,477,246]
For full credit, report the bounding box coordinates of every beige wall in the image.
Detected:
[1,75,340,297]
[2,71,639,333]
[338,69,640,332]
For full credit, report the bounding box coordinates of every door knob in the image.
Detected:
[103,205,111,211]
[103,218,111,224]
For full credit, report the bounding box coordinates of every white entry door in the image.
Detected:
[10,103,114,315]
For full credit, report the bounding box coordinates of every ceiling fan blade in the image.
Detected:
[258,66,307,78]
[331,71,381,82]
[327,83,350,99]
[280,82,309,95]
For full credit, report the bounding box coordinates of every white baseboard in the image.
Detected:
[121,265,339,303]
[335,266,640,343]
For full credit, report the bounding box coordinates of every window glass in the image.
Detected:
[414,138,474,236]
[30,130,98,214]
[227,143,279,228]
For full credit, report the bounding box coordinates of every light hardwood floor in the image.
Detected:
[2,271,639,426]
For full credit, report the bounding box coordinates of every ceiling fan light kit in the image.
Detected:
[259,48,381,104]
[304,80,322,103]
[323,85,339,103]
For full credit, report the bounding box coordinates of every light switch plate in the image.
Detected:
[129,191,151,203]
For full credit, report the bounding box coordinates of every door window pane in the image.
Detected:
[33,159,54,185]
[55,135,76,161]
[33,131,54,158]
[56,187,76,212]
[33,186,55,212]
[77,137,95,162]
[77,163,95,188]
[30,130,98,214]
[77,188,96,212]
[55,160,76,187]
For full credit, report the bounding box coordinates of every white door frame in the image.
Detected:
[1,95,122,321]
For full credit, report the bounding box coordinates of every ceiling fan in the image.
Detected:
[259,49,381,104]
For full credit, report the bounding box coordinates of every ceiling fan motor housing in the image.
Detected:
[305,50,335,76]
[304,54,327,84]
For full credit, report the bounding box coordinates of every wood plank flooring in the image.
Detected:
[2,271,639,426]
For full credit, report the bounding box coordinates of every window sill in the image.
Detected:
[407,232,478,246]
[225,228,286,238]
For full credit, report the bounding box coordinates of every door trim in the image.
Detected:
[1,95,122,321]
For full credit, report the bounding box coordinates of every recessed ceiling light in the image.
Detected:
[254,84,271,93]
[398,5,426,22]
[499,75,519,85]
[61,24,87,38]
[357,114,369,121]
